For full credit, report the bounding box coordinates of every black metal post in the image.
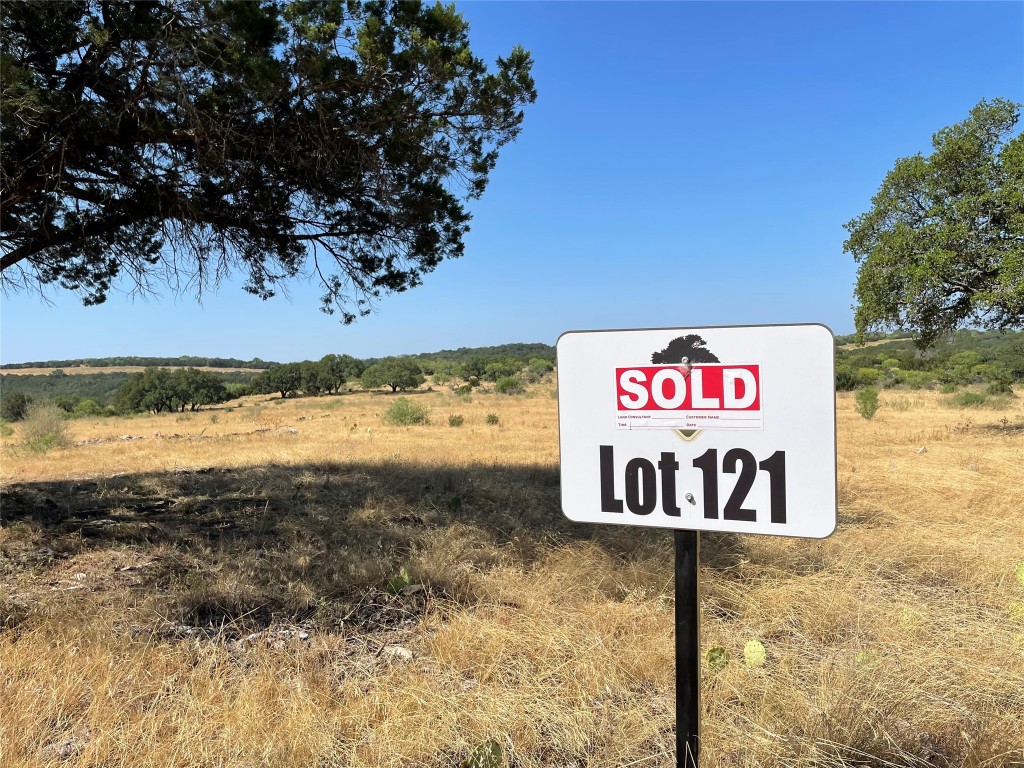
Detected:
[674,529,700,767]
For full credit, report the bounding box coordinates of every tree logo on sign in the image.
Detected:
[650,335,721,441]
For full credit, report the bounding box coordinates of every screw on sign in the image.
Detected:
[556,324,838,766]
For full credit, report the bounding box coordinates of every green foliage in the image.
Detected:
[19,402,69,452]
[252,364,303,399]
[485,413,500,425]
[1,371,130,407]
[113,367,230,414]
[482,358,521,382]
[706,646,728,671]
[460,740,502,768]
[53,394,81,413]
[835,365,858,392]
[900,370,935,390]
[836,329,1023,392]
[317,354,364,394]
[844,98,1024,348]
[0,420,13,437]
[855,387,880,419]
[382,397,429,426]
[448,414,465,427]
[951,391,989,407]
[385,567,411,596]
[494,376,522,394]
[987,379,1014,395]
[940,382,958,394]
[73,398,104,417]
[1,1,536,319]
[856,367,881,387]
[361,359,425,393]
[0,391,32,421]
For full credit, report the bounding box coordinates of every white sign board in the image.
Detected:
[557,324,837,538]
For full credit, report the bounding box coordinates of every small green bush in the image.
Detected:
[494,376,522,395]
[901,370,935,390]
[0,420,14,438]
[383,397,430,426]
[856,367,881,387]
[940,382,957,394]
[951,391,988,408]
[20,402,70,452]
[485,413,500,426]
[448,414,465,427]
[855,387,879,419]
[987,380,1014,396]
[73,399,105,417]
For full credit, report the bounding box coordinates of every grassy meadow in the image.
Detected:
[1,381,1022,767]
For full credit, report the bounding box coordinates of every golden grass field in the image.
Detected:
[1,382,1022,767]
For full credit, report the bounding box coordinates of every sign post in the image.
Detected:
[675,529,699,766]
[556,324,837,766]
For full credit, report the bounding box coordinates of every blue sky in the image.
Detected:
[2,1,1022,363]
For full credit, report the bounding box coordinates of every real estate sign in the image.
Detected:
[557,324,837,538]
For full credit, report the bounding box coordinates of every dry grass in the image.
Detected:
[1,384,1022,767]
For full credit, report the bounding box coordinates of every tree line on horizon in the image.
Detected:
[834,329,1024,393]
[0,355,278,371]
[0,347,558,421]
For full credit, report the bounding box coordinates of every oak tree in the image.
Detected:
[361,357,423,391]
[844,98,1023,348]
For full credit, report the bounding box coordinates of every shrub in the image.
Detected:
[485,413,500,425]
[856,367,881,387]
[448,414,465,427]
[494,376,522,394]
[383,397,430,426]
[0,392,32,422]
[940,382,957,394]
[835,365,858,391]
[951,391,988,408]
[20,402,70,452]
[987,380,1014,396]
[73,399,105,417]
[901,370,935,390]
[855,387,879,419]
[0,420,13,438]
[53,395,82,414]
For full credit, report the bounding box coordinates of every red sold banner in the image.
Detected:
[615,364,763,431]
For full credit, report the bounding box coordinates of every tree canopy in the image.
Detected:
[844,98,1024,348]
[0,0,536,321]
[360,357,423,391]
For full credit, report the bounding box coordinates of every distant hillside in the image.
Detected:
[0,355,277,370]
[0,370,261,407]
[834,328,1024,390]
[403,342,555,365]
